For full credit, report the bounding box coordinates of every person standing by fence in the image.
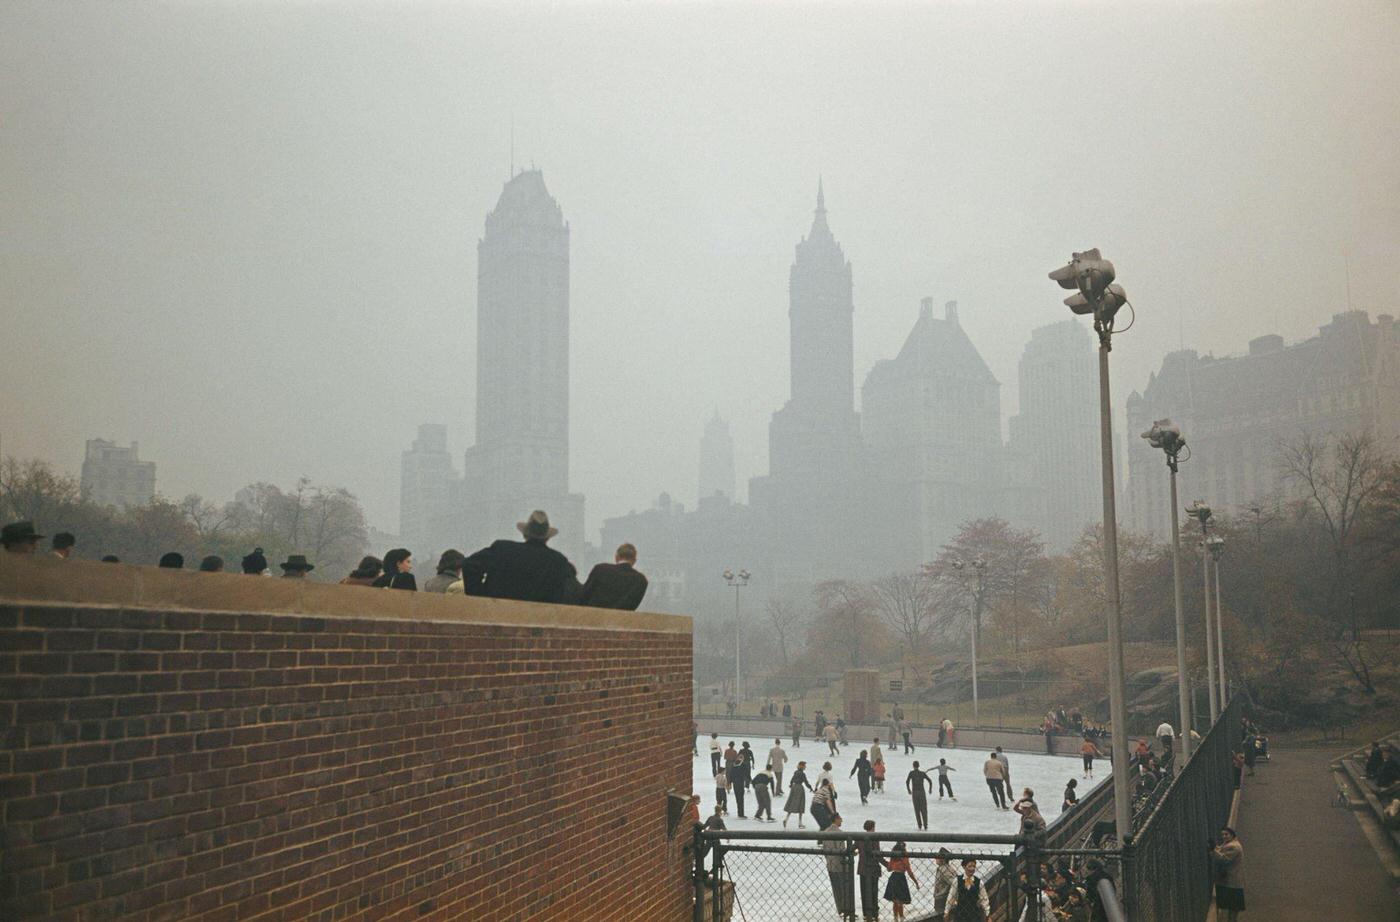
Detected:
[906,760,933,830]
[1210,826,1246,922]
[944,859,989,921]
[857,819,886,921]
[822,815,855,921]
[932,848,958,919]
[883,841,918,920]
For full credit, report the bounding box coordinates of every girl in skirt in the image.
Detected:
[883,841,919,919]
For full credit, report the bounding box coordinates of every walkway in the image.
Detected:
[1234,747,1398,920]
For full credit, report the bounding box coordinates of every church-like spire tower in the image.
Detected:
[787,179,854,415]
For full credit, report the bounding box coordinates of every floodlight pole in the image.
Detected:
[1166,454,1193,761]
[1210,539,1227,704]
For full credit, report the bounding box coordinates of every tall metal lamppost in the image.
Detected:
[1048,248,1132,841]
[723,569,750,705]
[1142,418,1193,762]
[1186,501,1218,723]
[950,558,987,723]
[1207,536,1227,704]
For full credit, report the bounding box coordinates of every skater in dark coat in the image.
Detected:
[751,765,776,821]
[849,750,874,804]
[906,760,934,830]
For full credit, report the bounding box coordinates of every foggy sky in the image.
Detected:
[3,1,1398,542]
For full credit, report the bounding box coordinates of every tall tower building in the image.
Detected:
[698,412,736,503]
[462,169,585,559]
[1005,320,1101,551]
[400,424,457,553]
[750,182,866,586]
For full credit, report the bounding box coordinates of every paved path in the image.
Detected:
[1234,747,1398,920]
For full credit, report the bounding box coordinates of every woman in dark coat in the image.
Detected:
[850,750,874,804]
[784,761,813,828]
[372,548,417,590]
[341,556,382,587]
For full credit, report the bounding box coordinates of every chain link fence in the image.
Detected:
[1119,697,1241,922]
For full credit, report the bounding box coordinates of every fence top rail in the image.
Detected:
[1132,695,1239,840]
[702,829,1028,846]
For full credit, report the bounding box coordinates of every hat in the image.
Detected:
[937,847,952,860]
[1,521,44,547]
[516,510,558,541]
[241,548,268,574]
[279,554,315,573]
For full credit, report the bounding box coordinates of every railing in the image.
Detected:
[1119,697,1241,922]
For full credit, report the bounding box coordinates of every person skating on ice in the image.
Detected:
[783,760,813,828]
[936,758,957,800]
[906,760,933,830]
[850,749,874,805]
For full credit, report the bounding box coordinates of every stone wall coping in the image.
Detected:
[0,554,693,634]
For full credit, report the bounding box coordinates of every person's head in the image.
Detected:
[436,549,465,575]
[158,552,184,569]
[990,751,999,759]
[241,547,268,575]
[1066,779,1077,790]
[1219,826,1236,843]
[728,741,736,749]
[198,555,224,572]
[1,521,43,554]
[350,555,382,579]
[1023,787,1035,800]
[892,840,906,855]
[775,738,782,745]
[962,858,977,875]
[279,554,314,577]
[996,746,1003,754]
[1067,889,1084,905]
[939,758,947,766]
[712,732,718,740]
[822,762,832,771]
[689,794,700,806]
[863,819,875,832]
[765,763,772,772]
[101,555,120,563]
[859,749,867,758]
[713,803,723,815]
[829,814,842,828]
[797,761,806,770]
[52,532,75,557]
[517,509,557,543]
[615,542,637,565]
[742,741,750,749]
[935,847,951,866]
[383,548,412,574]
[912,760,920,769]
[873,736,879,744]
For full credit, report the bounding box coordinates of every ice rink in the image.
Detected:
[693,734,1106,921]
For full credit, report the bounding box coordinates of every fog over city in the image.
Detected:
[3,1,1398,539]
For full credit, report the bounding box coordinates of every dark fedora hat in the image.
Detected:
[1,520,44,546]
[516,510,558,541]
[280,554,315,572]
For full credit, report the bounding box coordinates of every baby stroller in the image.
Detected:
[1252,734,1270,762]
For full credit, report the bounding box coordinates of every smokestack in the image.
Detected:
[945,300,959,324]
[920,296,933,319]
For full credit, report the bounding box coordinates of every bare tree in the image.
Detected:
[871,570,938,662]
[810,580,886,669]
[0,456,81,523]
[178,493,231,543]
[1279,431,1389,692]
[763,597,807,667]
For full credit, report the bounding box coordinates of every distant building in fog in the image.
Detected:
[862,298,1004,569]
[80,439,155,510]
[460,169,586,560]
[1124,311,1400,538]
[1005,320,1101,552]
[400,424,457,552]
[698,411,736,504]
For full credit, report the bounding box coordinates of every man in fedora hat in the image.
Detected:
[280,554,315,578]
[1,521,43,554]
[463,510,580,603]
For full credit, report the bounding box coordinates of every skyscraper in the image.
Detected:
[861,299,1004,568]
[750,182,865,586]
[80,439,155,510]
[400,424,457,553]
[462,169,585,559]
[1005,320,1101,551]
[698,411,736,503]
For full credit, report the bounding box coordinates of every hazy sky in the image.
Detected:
[3,1,1398,541]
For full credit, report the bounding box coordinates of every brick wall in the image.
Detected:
[0,557,694,921]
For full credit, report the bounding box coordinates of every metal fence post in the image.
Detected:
[1025,831,1045,922]
[711,837,724,922]
[843,836,857,922]
[692,826,706,922]
[1118,835,1136,922]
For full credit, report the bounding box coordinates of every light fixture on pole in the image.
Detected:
[723,569,750,704]
[1186,501,1218,723]
[1049,247,1132,843]
[1207,536,1227,704]
[1142,418,1193,762]
[950,558,986,723]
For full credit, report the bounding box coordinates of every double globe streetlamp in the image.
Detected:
[723,569,751,705]
[1142,419,1193,761]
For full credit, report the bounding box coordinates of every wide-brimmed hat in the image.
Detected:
[516,510,558,541]
[1,520,44,547]
[280,554,315,572]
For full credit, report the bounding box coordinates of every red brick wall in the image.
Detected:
[0,600,693,921]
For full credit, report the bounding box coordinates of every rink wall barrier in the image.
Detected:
[694,717,1110,757]
[0,555,694,922]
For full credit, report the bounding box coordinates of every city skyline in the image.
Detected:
[3,3,1397,542]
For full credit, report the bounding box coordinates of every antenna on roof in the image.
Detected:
[510,114,515,178]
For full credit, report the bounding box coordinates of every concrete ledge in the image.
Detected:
[0,554,692,634]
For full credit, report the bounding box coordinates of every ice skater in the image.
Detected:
[983,752,1009,810]
[811,779,837,830]
[792,716,803,747]
[849,749,874,804]
[873,757,886,794]
[751,763,776,821]
[901,720,914,755]
[769,738,788,795]
[714,767,730,816]
[1062,778,1078,812]
[1080,737,1102,779]
[824,722,840,756]
[994,747,1011,792]
[906,760,933,830]
[709,732,722,776]
[936,758,956,800]
[783,760,813,828]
